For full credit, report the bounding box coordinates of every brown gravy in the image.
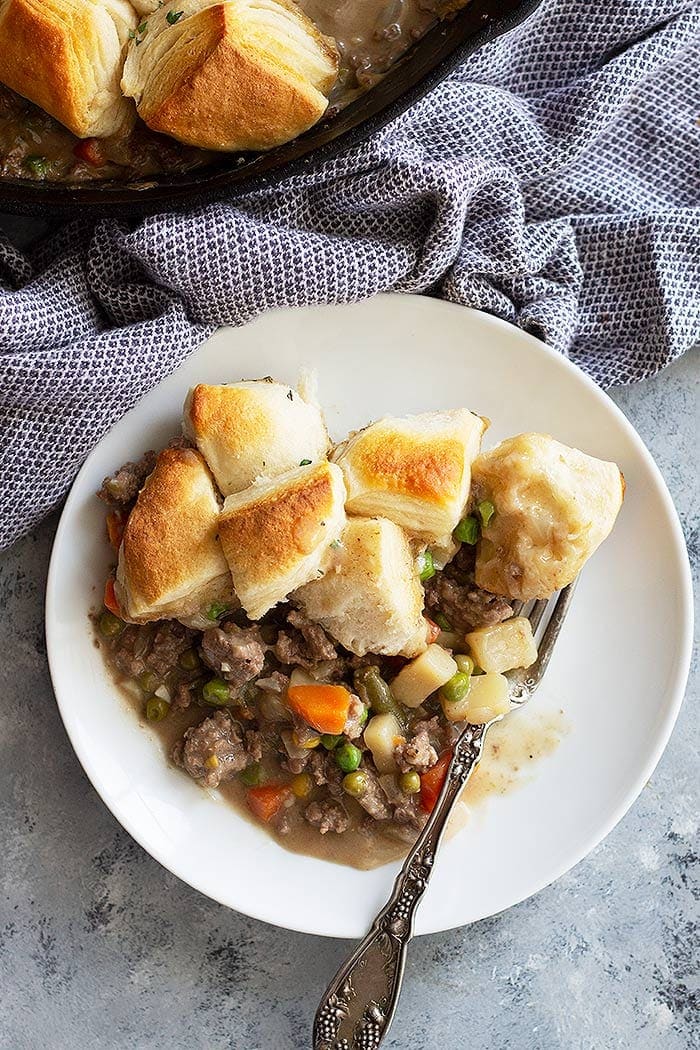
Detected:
[116,666,568,870]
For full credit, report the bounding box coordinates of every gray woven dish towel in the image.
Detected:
[1,0,699,550]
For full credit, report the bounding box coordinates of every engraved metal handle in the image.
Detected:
[313,722,495,1050]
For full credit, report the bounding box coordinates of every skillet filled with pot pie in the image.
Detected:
[0,0,473,183]
[94,376,624,869]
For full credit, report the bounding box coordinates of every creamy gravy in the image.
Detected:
[117,668,568,870]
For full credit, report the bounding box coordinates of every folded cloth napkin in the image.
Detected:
[0,0,698,550]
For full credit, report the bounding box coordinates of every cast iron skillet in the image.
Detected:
[0,0,542,217]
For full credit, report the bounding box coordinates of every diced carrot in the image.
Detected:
[420,750,453,813]
[106,509,125,550]
[424,617,441,645]
[246,784,291,823]
[104,577,121,616]
[73,137,106,167]
[286,684,352,735]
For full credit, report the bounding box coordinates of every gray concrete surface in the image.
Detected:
[0,347,697,1050]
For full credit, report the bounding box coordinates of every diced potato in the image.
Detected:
[390,645,458,708]
[364,712,402,773]
[465,617,538,674]
[441,672,510,724]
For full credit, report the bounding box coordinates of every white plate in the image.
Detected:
[45,295,693,939]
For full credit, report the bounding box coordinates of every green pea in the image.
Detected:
[178,648,200,671]
[145,696,169,722]
[342,770,368,797]
[202,677,231,705]
[454,654,475,675]
[206,601,228,621]
[433,613,452,631]
[357,705,369,728]
[478,499,495,527]
[453,515,479,545]
[240,763,264,787]
[99,611,123,638]
[416,550,435,582]
[399,771,421,795]
[25,155,49,178]
[138,670,160,694]
[440,671,472,704]
[321,734,343,750]
[335,742,362,773]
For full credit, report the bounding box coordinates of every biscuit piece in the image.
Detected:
[296,516,428,657]
[183,380,329,497]
[472,433,624,600]
[116,447,232,622]
[121,0,338,151]
[217,461,346,619]
[332,409,487,542]
[0,0,136,138]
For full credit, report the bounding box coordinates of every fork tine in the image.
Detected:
[529,580,578,685]
[528,598,550,635]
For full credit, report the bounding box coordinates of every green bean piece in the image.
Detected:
[138,670,160,694]
[25,155,49,179]
[478,499,495,527]
[178,648,200,671]
[240,763,264,787]
[434,613,452,631]
[202,677,231,705]
[99,611,123,638]
[335,742,362,773]
[454,654,475,675]
[342,770,369,797]
[416,550,435,582]
[399,771,421,795]
[145,696,169,722]
[453,515,479,545]
[440,671,472,705]
[354,666,408,731]
[321,734,343,750]
[206,601,228,621]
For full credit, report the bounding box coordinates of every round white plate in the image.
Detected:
[46,295,693,939]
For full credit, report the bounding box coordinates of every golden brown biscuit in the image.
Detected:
[121,0,339,152]
[296,516,428,657]
[0,0,136,138]
[116,447,233,622]
[218,461,346,619]
[332,409,487,542]
[183,380,329,497]
[472,433,624,600]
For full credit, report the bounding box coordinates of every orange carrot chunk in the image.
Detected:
[104,577,121,617]
[420,750,453,813]
[106,509,125,550]
[246,784,291,823]
[286,684,352,735]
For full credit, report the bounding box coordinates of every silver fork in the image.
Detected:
[313,581,577,1050]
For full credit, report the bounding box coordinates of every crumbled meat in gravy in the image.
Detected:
[274,608,339,668]
[97,449,157,508]
[394,722,439,774]
[200,623,266,691]
[424,544,513,632]
[172,711,255,789]
[305,800,351,835]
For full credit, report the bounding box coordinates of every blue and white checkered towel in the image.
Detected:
[0,0,698,549]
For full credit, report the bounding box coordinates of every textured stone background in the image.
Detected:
[0,346,697,1050]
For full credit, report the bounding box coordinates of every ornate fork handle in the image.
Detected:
[313,721,495,1050]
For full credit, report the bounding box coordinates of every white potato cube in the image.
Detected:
[465,617,538,674]
[441,673,510,724]
[364,713,402,773]
[390,645,458,708]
